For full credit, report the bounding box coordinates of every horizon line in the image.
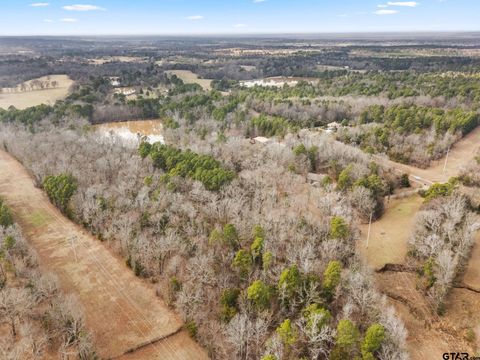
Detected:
[2,30,480,38]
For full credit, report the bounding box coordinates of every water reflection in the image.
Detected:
[95,119,164,144]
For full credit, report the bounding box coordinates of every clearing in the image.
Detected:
[0,75,73,110]
[88,56,149,65]
[165,70,212,91]
[375,272,478,359]
[0,150,207,360]
[359,126,480,359]
[359,195,423,271]
[240,76,318,88]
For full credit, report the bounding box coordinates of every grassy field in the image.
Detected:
[359,195,424,270]
[0,74,73,109]
[166,70,212,91]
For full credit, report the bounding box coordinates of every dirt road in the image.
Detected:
[376,125,480,184]
[0,150,208,360]
[359,126,480,358]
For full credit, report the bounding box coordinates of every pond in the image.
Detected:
[95,119,164,144]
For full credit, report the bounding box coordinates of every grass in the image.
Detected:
[0,75,73,110]
[165,70,212,91]
[27,210,52,228]
[359,195,423,270]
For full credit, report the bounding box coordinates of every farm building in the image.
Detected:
[109,77,121,87]
[114,88,136,96]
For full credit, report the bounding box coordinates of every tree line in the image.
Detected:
[0,199,95,359]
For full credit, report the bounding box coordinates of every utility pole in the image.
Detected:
[366,212,373,249]
[443,146,451,173]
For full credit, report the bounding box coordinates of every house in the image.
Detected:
[109,77,121,87]
[327,121,341,130]
[114,87,136,96]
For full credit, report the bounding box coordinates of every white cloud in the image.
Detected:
[377,4,388,8]
[233,23,247,28]
[63,4,105,11]
[185,15,203,20]
[374,9,399,15]
[61,18,79,22]
[30,2,49,7]
[387,1,418,6]
[43,19,54,22]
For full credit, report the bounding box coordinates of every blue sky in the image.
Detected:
[0,0,478,36]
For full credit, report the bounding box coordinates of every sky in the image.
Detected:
[0,0,478,36]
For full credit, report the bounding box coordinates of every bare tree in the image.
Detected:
[0,288,33,337]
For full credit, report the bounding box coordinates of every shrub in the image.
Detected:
[250,114,293,137]
[170,276,182,292]
[330,217,349,239]
[361,323,385,359]
[261,356,278,360]
[293,144,307,156]
[208,228,223,246]
[140,142,235,191]
[163,117,180,129]
[232,250,252,277]
[337,165,354,191]
[247,280,272,310]
[330,319,360,360]
[138,142,152,159]
[400,174,411,188]
[223,224,239,249]
[302,304,331,331]
[251,236,264,262]
[322,261,342,300]
[185,320,198,338]
[276,319,297,346]
[421,180,456,202]
[355,175,386,197]
[465,328,476,343]
[220,288,241,322]
[422,258,436,289]
[262,252,273,271]
[252,224,265,239]
[43,174,77,213]
[0,199,13,228]
[278,265,301,299]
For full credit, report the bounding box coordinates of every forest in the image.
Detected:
[1,35,480,360]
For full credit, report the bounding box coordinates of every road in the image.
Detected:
[0,150,208,360]
[374,125,480,185]
[358,126,480,359]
